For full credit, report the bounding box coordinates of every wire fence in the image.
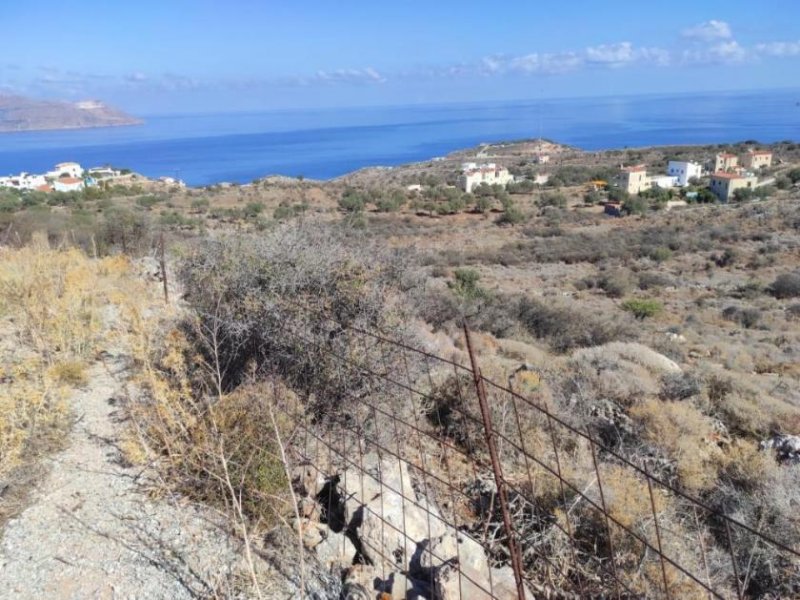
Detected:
[255,298,800,600]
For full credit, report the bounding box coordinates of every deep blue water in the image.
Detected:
[0,89,798,186]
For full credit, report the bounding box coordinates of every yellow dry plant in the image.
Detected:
[0,240,147,479]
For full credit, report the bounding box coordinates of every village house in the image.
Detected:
[742,149,773,170]
[709,172,758,202]
[47,162,84,179]
[0,172,48,191]
[87,166,120,180]
[614,165,650,195]
[458,162,514,193]
[533,154,550,164]
[667,160,703,186]
[53,177,85,193]
[714,153,739,173]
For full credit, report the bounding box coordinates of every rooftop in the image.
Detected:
[621,165,646,173]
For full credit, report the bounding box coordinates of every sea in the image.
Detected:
[0,88,798,186]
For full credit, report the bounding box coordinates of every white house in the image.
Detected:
[458,163,514,193]
[0,172,48,190]
[88,167,120,179]
[667,161,703,186]
[648,174,679,189]
[53,177,85,193]
[48,162,84,179]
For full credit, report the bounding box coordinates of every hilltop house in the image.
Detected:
[614,165,650,195]
[742,149,773,170]
[709,172,758,202]
[714,153,739,173]
[667,160,703,186]
[88,166,121,180]
[458,163,514,193]
[48,162,84,179]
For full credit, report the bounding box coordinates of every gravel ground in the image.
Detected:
[0,355,246,599]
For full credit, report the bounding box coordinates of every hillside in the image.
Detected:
[0,95,142,132]
[2,139,800,598]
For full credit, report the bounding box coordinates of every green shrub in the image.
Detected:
[0,196,21,213]
[339,189,366,213]
[135,194,163,209]
[621,298,663,319]
[647,246,672,263]
[495,205,524,225]
[449,268,485,300]
[539,192,567,208]
[244,202,265,217]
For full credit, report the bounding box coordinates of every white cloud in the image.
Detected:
[508,51,583,74]
[125,72,148,83]
[756,41,800,57]
[682,20,733,41]
[478,42,668,76]
[312,67,386,85]
[682,40,748,65]
[585,42,635,65]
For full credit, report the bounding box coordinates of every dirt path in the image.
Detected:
[0,355,244,599]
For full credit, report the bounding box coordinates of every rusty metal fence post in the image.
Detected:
[463,323,527,600]
[159,230,169,304]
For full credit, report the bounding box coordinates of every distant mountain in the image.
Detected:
[0,95,142,132]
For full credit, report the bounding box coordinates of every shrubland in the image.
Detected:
[4,140,800,597]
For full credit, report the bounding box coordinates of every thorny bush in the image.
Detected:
[178,223,420,419]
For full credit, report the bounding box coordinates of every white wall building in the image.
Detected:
[47,162,84,179]
[667,161,703,186]
[0,172,48,190]
[458,163,514,193]
[53,177,85,193]
[88,167,120,179]
[648,174,679,189]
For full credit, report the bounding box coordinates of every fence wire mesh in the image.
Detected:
[253,299,799,600]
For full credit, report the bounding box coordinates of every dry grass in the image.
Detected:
[0,237,143,520]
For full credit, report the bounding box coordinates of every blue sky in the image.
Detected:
[1,1,799,114]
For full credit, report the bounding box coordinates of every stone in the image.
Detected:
[294,463,326,497]
[342,565,432,600]
[299,496,320,519]
[315,530,357,569]
[337,455,450,571]
[315,454,533,600]
[295,517,327,550]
